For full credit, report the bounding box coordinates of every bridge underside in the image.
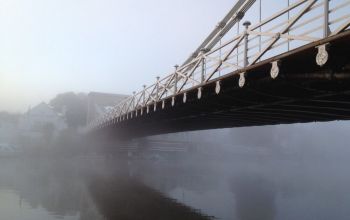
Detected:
[99,31,350,139]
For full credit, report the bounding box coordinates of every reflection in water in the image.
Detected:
[88,175,211,220]
[231,173,276,220]
[0,158,210,220]
[0,189,78,220]
[1,147,350,220]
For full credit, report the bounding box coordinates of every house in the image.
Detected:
[0,112,19,146]
[18,102,67,144]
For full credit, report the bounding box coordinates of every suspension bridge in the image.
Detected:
[88,0,350,139]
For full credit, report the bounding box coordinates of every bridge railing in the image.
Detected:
[89,0,350,130]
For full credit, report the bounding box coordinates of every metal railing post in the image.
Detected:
[142,85,146,106]
[174,65,179,95]
[243,21,251,67]
[324,0,330,37]
[200,49,206,83]
[156,76,160,101]
[287,0,290,51]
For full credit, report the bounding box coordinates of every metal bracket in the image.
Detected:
[273,32,281,39]
[217,21,226,29]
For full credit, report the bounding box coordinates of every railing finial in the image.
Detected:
[243,20,251,29]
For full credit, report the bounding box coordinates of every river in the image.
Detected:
[1,145,350,220]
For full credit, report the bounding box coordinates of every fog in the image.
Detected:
[1,0,350,219]
[1,102,350,220]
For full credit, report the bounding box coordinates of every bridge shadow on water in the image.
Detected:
[87,174,212,220]
[0,158,212,220]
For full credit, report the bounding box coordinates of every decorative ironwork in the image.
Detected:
[197,87,202,99]
[316,44,329,66]
[239,73,245,88]
[215,81,221,94]
[270,61,280,79]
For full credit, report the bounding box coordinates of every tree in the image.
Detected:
[49,92,88,129]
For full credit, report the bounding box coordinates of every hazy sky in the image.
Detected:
[0,0,237,112]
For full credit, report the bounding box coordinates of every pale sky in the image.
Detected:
[0,0,238,112]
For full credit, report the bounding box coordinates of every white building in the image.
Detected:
[19,103,67,142]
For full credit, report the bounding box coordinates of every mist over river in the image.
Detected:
[1,140,350,220]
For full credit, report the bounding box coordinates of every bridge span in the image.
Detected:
[89,0,350,139]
